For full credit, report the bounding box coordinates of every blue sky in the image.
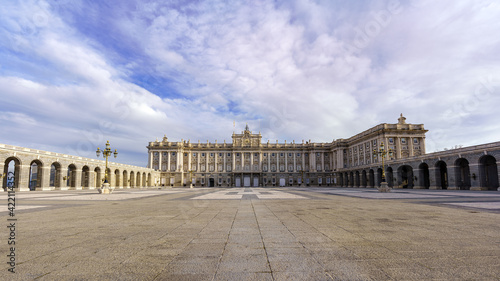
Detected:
[1,0,499,166]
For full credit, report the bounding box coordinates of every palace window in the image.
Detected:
[389,138,394,144]
[401,138,407,144]
[193,153,197,157]
[227,165,232,171]
[201,153,205,157]
[414,138,419,144]
[271,164,276,172]
[237,153,240,157]
[288,166,293,172]
[372,140,377,146]
[254,153,258,157]
[317,153,320,157]
[264,153,267,157]
[227,153,231,156]
[184,153,187,157]
[154,152,158,156]
[297,153,301,157]
[219,153,222,157]
[263,165,268,171]
[272,153,275,157]
[280,165,285,172]
[172,152,176,156]
[288,153,292,157]
[210,153,214,157]
[280,153,284,157]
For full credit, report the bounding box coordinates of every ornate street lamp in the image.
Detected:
[373,142,393,192]
[96,140,118,194]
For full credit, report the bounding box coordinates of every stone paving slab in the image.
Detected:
[1,187,500,280]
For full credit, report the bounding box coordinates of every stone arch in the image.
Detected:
[81,166,90,189]
[361,170,367,187]
[114,169,121,188]
[479,155,499,191]
[67,164,77,188]
[94,167,102,187]
[349,172,354,187]
[376,168,383,187]
[398,165,414,188]
[142,172,147,186]
[122,170,128,188]
[369,169,375,187]
[148,173,152,186]
[136,172,141,187]
[355,171,360,187]
[29,159,43,191]
[455,158,471,190]
[435,160,448,189]
[3,157,21,191]
[130,171,135,188]
[339,173,344,186]
[50,162,62,188]
[386,167,394,187]
[418,162,430,189]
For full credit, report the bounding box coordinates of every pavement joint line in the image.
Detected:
[251,200,276,281]
[211,203,239,281]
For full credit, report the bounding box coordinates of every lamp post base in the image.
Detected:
[98,183,114,194]
[378,181,391,192]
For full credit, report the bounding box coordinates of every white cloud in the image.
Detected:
[0,0,499,165]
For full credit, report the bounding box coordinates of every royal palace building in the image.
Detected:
[147,114,429,187]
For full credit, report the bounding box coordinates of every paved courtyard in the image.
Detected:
[1,187,500,280]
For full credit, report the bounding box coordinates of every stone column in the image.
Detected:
[167,152,171,172]
[446,166,458,190]
[428,167,439,190]
[158,151,162,171]
[188,151,192,171]
[17,165,31,191]
[284,152,287,172]
[242,152,245,171]
[72,168,82,190]
[293,153,297,172]
[40,165,52,191]
[88,171,96,190]
[469,163,482,190]
[148,151,153,169]
[321,152,325,172]
[59,166,68,190]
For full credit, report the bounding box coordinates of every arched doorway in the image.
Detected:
[339,173,344,186]
[3,157,20,191]
[479,155,499,191]
[455,158,471,190]
[386,167,394,187]
[136,172,141,187]
[29,160,43,191]
[130,171,135,188]
[376,168,383,187]
[209,178,215,187]
[50,162,62,188]
[142,172,146,186]
[361,170,367,187]
[67,164,77,188]
[115,169,121,188]
[148,173,152,186]
[435,161,448,189]
[369,169,375,187]
[94,167,102,187]
[418,163,430,189]
[122,170,128,188]
[349,172,354,187]
[355,171,360,187]
[82,166,90,189]
[398,165,414,188]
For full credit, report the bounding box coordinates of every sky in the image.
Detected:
[0,0,499,167]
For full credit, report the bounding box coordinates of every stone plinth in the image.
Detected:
[98,183,114,194]
[378,181,391,192]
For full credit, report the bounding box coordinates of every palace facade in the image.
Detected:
[147,114,428,187]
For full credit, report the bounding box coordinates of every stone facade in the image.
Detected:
[148,115,434,188]
[1,144,159,191]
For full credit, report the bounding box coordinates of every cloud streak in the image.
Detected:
[0,0,499,166]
